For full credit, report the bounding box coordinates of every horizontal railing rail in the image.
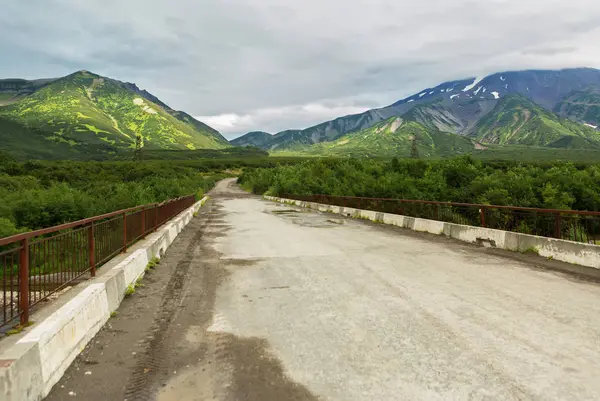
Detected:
[1,194,196,329]
[282,194,600,245]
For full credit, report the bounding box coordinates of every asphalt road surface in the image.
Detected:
[46,178,600,400]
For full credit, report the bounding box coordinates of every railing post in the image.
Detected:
[141,209,146,238]
[88,223,96,277]
[123,212,128,252]
[480,207,486,228]
[154,206,159,231]
[19,238,29,326]
[554,213,562,239]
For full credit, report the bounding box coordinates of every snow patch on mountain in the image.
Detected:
[491,91,500,99]
[450,94,459,100]
[419,92,427,97]
[463,77,484,92]
[585,123,598,129]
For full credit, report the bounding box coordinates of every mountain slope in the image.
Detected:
[231,131,273,147]
[472,95,600,148]
[275,117,475,157]
[252,68,600,151]
[0,70,228,159]
[0,78,56,106]
[555,88,600,129]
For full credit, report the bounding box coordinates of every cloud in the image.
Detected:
[2,0,600,134]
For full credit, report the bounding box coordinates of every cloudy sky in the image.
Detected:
[2,0,600,139]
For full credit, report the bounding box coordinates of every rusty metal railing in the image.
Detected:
[0,195,196,329]
[282,194,600,245]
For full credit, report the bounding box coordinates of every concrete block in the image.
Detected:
[403,217,416,230]
[97,268,126,312]
[445,224,508,248]
[517,235,600,268]
[359,210,378,221]
[18,283,110,395]
[0,342,43,401]
[118,249,149,287]
[503,232,520,252]
[382,213,405,226]
[413,218,445,235]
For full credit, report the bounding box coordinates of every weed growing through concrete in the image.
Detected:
[146,256,160,271]
[110,311,118,318]
[134,277,144,289]
[522,247,540,255]
[5,321,34,336]
[125,285,136,297]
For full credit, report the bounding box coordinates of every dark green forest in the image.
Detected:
[0,154,303,238]
[240,156,600,212]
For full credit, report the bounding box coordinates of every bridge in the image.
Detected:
[3,178,600,400]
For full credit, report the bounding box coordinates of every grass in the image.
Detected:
[522,246,540,255]
[6,321,34,336]
[146,256,160,270]
[110,311,118,318]
[124,285,136,297]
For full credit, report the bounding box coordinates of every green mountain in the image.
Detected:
[0,70,228,159]
[275,117,476,157]
[555,88,600,129]
[231,131,273,147]
[472,95,600,148]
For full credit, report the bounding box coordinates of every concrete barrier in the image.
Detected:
[266,196,600,271]
[0,197,208,401]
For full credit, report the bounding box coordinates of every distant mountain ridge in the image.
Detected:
[234,67,600,154]
[279,117,476,158]
[0,70,228,159]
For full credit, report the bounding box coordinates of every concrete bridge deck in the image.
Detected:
[45,179,600,400]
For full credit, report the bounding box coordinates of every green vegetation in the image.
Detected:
[0,156,308,238]
[0,70,229,160]
[474,95,600,148]
[556,88,600,126]
[0,159,225,237]
[146,257,160,271]
[240,156,600,211]
[125,285,136,297]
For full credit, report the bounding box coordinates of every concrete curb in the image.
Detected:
[265,196,600,271]
[0,196,208,401]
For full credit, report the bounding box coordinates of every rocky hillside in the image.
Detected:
[276,117,475,157]
[0,70,228,159]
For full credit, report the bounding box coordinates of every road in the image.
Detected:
[46,178,600,400]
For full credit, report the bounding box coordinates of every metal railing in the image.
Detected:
[0,195,196,329]
[282,194,600,245]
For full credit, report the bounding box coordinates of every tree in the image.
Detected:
[410,136,419,159]
[133,135,143,162]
